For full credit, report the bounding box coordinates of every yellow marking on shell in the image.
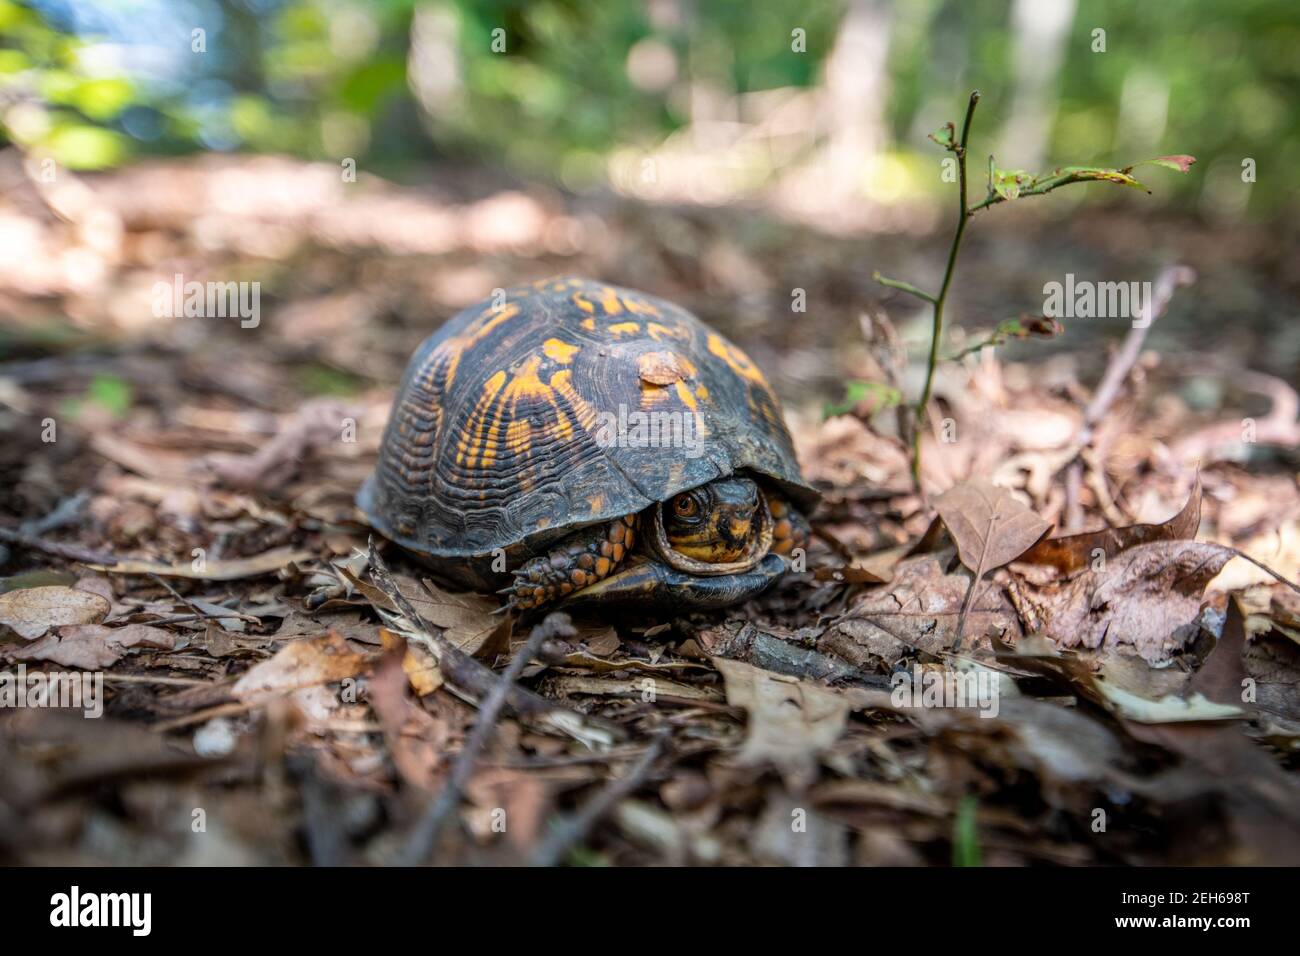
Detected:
[646,322,687,341]
[607,321,641,336]
[550,370,600,431]
[624,297,661,317]
[597,287,624,315]
[504,355,549,398]
[506,418,532,458]
[588,493,605,513]
[707,332,768,385]
[543,338,580,364]
[501,357,574,441]
[673,379,699,411]
[581,317,596,331]
[573,293,596,314]
[456,369,508,468]
[640,383,671,406]
[463,302,521,348]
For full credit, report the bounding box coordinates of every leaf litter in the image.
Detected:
[1,155,1298,866]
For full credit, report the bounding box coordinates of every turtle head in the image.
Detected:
[559,476,791,611]
[651,476,772,575]
[662,477,761,563]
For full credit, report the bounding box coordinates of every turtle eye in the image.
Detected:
[670,493,700,519]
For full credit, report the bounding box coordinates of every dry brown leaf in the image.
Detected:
[366,648,451,791]
[341,569,504,655]
[934,479,1052,574]
[824,555,1023,666]
[414,578,508,654]
[1019,474,1202,574]
[548,674,720,702]
[814,565,887,585]
[89,548,313,581]
[713,657,850,788]
[1023,540,1235,663]
[378,627,442,696]
[10,623,179,669]
[232,631,372,702]
[0,586,111,639]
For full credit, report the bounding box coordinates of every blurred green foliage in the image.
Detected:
[0,0,1294,215]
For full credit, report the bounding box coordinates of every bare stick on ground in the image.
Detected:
[365,539,620,748]
[395,611,576,866]
[530,731,670,867]
[1064,264,1196,529]
[0,526,119,566]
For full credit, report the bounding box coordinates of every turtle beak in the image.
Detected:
[723,513,754,547]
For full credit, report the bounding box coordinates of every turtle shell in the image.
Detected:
[358,277,817,580]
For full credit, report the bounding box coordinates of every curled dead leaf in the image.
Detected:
[1020,540,1235,663]
[1019,475,1201,575]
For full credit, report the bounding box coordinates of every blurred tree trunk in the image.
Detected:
[997,0,1076,172]
[823,0,894,194]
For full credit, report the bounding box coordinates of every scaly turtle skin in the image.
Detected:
[358,277,817,611]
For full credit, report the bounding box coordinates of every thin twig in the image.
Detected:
[21,491,90,536]
[364,541,620,748]
[530,730,670,867]
[872,272,936,304]
[1226,547,1300,595]
[149,573,228,626]
[1081,265,1197,440]
[395,612,575,866]
[0,526,118,565]
[1063,265,1195,529]
[913,90,980,490]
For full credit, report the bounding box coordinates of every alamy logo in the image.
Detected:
[890,665,1000,718]
[0,665,102,718]
[151,273,261,328]
[593,403,704,458]
[50,886,151,936]
[1042,273,1153,326]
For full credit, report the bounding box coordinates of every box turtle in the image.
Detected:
[358,277,817,611]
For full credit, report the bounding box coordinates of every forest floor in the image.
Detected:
[1,151,1298,865]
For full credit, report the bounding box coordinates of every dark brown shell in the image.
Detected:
[359,277,817,568]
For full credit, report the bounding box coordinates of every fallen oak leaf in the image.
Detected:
[1021,541,1235,664]
[339,567,507,656]
[988,631,1238,721]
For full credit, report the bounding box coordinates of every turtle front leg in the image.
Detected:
[767,494,810,558]
[504,515,637,610]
